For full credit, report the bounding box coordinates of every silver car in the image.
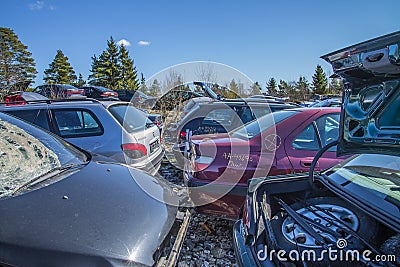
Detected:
[0,99,163,175]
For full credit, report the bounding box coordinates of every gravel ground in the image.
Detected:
[158,160,238,267]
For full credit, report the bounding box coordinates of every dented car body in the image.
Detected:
[0,112,187,266]
[233,31,400,266]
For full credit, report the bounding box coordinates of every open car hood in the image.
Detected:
[322,31,400,156]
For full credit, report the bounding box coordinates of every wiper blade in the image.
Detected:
[11,163,82,196]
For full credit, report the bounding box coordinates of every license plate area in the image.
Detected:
[150,139,160,153]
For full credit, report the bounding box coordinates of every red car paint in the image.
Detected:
[184,108,348,219]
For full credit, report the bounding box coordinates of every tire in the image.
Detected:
[270,197,379,266]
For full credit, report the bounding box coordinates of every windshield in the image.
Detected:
[0,113,88,197]
[230,110,298,139]
[108,103,152,133]
[325,154,400,210]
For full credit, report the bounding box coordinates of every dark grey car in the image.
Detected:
[0,112,188,266]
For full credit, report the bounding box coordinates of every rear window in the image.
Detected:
[231,110,298,139]
[108,104,152,133]
[203,108,236,126]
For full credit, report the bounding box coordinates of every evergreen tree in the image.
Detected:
[73,73,86,88]
[119,44,138,90]
[250,82,262,95]
[149,79,161,96]
[43,50,77,84]
[226,79,240,99]
[296,76,310,101]
[312,65,328,95]
[0,27,37,91]
[89,36,138,90]
[278,80,288,97]
[266,78,277,96]
[139,73,148,93]
[329,78,343,95]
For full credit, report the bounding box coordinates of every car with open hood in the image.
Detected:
[0,112,189,266]
[233,31,400,266]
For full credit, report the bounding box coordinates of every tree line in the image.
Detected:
[0,27,341,101]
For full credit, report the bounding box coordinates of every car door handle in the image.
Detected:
[300,160,318,168]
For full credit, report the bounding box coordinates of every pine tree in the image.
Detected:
[296,76,310,101]
[250,82,262,95]
[329,78,343,95]
[266,78,277,96]
[149,79,161,96]
[139,73,148,93]
[312,65,328,95]
[89,36,139,90]
[278,79,293,98]
[73,73,86,88]
[119,44,138,90]
[226,79,240,99]
[43,50,77,84]
[0,27,37,91]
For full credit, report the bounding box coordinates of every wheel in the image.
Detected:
[270,197,379,266]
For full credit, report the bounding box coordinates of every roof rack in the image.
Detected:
[0,97,104,106]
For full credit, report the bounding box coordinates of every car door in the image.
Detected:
[284,111,343,173]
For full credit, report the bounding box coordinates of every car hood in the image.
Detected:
[322,31,400,156]
[0,161,178,266]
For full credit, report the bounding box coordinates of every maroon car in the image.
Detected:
[184,107,348,219]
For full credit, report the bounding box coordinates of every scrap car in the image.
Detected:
[233,31,400,266]
[184,107,347,219]
[0,99,163,175]
[169,97,297,167]
[0,112,189,266]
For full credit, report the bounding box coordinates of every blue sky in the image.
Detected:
[1,0,400,89]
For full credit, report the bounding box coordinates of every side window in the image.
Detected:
[5,109,50,131]
[203,108,236,127]
[292,123,320,150]
[315,113,340,146]
[252,107,270,119]
[240,107,253,124]
[53,110,103,138]
[292,113,340,151]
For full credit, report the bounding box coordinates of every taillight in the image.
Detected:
[5,95,26,106]
[153,121,161,127]
[194,155,213,171]
[178,131,187,142]
[101,92,113,97]
[121,143,147,159]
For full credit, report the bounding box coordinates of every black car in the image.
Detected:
[0,112,189,266]
[234,32,400,266]
[34,84,85,98]
[80,85,119,99]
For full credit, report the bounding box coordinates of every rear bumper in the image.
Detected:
[132,148,164,175]
[233,220,258,267]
